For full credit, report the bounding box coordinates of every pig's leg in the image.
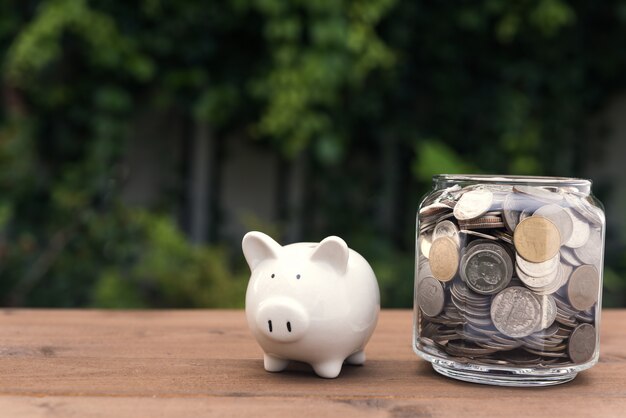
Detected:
[345,349,366,365]
[312,360,343,378]
[264,354,289,372]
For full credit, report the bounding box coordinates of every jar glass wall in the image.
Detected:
[413,175,605,386]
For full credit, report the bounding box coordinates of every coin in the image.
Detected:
[573,228,602,266]
[558,262,573,287]
[533,204,573,245]
[568,323,596,363]
[554,294,580,316]
[417,257,433,286]
[493,230,513,244]
[464,248,512,295]
[518,208,533,223]
[419,202,451,217]
[491,287,541,338]
[576,311,594,324]
[463,238,498,253]
[532,263,570,296]
[445,340,500,357]
[515,252,559,278]
[516,262,559,289]
[564,208,590,249]
[560,247,582,266]
[428,236,459,282]
[458,215,505,229]
[454,190,493,220]
[459,230,498,240]
[565,194,604,225]
[534,295,557,331]
[523,347,568,358]
[513,185,563,203]
[433,220,461,247]
[418,276,445,317]
[567,265,600,311]
[503,193,526,232]
[501,350,543,365]
[514,217,561,263]
[419,232,433,258]
[537,321,560,337]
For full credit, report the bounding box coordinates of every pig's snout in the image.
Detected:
[256,297,309,343]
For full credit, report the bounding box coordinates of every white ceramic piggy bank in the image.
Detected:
[242,231,380,378]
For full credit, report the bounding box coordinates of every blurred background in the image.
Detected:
[0,0,625,309]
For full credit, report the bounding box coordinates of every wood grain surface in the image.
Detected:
[0,309,625,417]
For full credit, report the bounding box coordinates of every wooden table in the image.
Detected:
[0,309,624,417]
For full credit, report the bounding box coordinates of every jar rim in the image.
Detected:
[433,174,591,187]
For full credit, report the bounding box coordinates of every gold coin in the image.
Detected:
[428,236,459,282]
[514,216,561,263]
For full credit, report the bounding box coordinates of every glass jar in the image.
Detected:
[413,175,605,386]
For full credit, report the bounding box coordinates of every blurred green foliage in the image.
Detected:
[0,0,625,308]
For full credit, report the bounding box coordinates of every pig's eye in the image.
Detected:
[296,274,301,280]
[271,273,275,278]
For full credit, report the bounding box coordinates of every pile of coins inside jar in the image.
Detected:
[416,183,603,366]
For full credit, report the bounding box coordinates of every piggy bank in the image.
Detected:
[242,231,380,378]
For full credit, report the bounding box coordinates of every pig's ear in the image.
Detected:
[242,231,282,271]
[311,236,349,275]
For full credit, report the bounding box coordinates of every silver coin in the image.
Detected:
[464,238,497,252]
[564,208,590,248]
[419,202,451,217]
[501,350,543,365]
[513,185,564,203]
[533,204,573,245]
[488,193,507,212]
[484,210,504,216]
[532,263,571,296]
[433,220,461,247]
[534,294,557,331]
[429,184,462,203]
[558,262,573,287]
[419,221,436,233]
[417,258,433,287]
[438,212,457,222]
[458,215,505,230]
[538,321,560,337]
[576,311,595,324]
[421,188,448,206]
[564,194,604,225]
[419,232,433,259]
[492,230,513,244]
[454,190,494,220]
[567,265,600,311]
[502,193,525,232]
[465,241,513,270]
[523,347,568,358]
[573,228,602,266]
[459,230,498,240]
[515,252,559,278]
[464,249,512,295]
[445,340,500,357]
[516,262,559,289]
[518,208,533,223]
[418,276,445,317]
[441,198,458,208]
[568,323,596,363]
[554,294,580,316]
[491,287,541,338]
[560,247,582,266]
